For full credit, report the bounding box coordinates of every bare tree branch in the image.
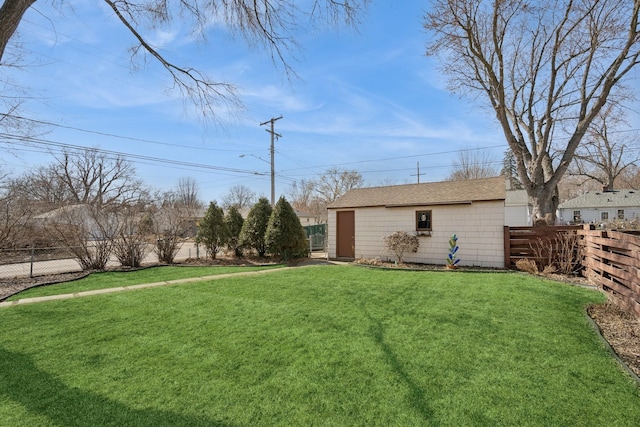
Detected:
[570,103,639,190]
[425,0,640,224]
[1,0,368,122]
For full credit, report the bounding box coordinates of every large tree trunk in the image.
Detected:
[530,184,560,226]
[0,0,35,64]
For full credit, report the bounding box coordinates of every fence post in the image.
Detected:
[30,248,34,278]
[503,226,511,269]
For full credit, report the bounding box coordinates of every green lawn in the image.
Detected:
[7,264,283,301]
[0,266,638,426]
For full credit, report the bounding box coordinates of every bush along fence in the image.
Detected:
[503,225,582,271]
[580,225,640,318]
[505,224,640,319]
[0,242,202,280]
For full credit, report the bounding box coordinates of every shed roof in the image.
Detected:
[327,176,506,209]
[558,189,640,209]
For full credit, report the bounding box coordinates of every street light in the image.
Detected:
[239,153,272,200]
[239,154,269,164]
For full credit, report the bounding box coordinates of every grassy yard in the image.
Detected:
[7,264,284,301]
[0,265,638,426]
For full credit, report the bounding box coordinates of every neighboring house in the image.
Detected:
[326,176,507,268]
[295,210,321,227]
[557,189,640,224]
[504,189,532,226]
[32,204,118,240]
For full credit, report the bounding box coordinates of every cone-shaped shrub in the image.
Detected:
[225,206,244,257]
[196,201,229,260]
[265,196,308,260]
[239,197,272,257]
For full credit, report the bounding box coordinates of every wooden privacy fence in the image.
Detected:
[580,225,640,318]
[505,225,640,318]
[503,225,582,270]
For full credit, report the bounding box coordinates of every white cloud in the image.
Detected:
[149,30,179,49]
[241,84,324,113]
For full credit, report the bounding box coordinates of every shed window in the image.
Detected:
[617,209,624,219]
[416,210,432,231]
[601,212,609,221]
[573,211,581,222]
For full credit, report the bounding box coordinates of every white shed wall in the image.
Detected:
[328,200,505,268]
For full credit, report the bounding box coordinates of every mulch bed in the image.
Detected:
[588,303,640,378]
[0,271,89,301]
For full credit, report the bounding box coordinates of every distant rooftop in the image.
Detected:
[558,189,640,209]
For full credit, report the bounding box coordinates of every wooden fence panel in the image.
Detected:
[503,225,582,269]
[504,224,640,318]
[580,225,640,319]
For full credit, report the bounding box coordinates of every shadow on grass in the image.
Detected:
[359,306,435,423]
[0,347,232,426]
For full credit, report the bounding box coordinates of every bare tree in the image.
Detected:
[314,168,364,205]
[14,148,150,208]
[570,103,638,191]
[619,164,640,190]
[112,205,152,268]
[152,205,189,264]
[287,168,364,222]
[174,177,204,217]
[45,204,118,270]
[447,149,499,181]
[286,179,315,212]
[0,184,35,249]
[557,174,602,202]
[425,0,640,224]
[222,184,256,211]
[0,0,368,121]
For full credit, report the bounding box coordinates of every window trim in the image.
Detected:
[416,210,432,232]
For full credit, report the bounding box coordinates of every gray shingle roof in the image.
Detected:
[505,189,530,206]
[327,176,506,209]
[559,189,640,209]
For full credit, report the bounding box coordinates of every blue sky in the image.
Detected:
[1,1,510,203]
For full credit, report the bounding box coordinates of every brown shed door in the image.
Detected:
[336,210,355,258]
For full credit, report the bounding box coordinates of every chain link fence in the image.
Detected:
[0,242,201,279]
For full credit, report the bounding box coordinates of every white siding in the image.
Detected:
[558,207,640,224]
[505,206,530,226]
[329,201,505,268]
[327,209,338,258]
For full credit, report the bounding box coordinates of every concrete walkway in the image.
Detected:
[0,267,299,308]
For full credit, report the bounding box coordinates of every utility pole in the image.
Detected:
[260,115,283,206]
[411,161,425,184]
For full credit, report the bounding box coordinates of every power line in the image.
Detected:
[0,113,250,153]
[0,133,266,177]
[279,144,508,173]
